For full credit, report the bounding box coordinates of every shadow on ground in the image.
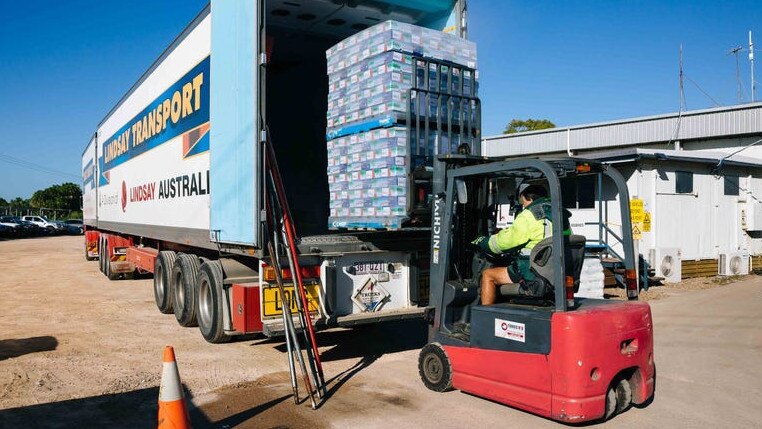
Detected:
[0,386,166,429]
[0,336,58,361]
[253,318,428,362]
[0,321,427,428]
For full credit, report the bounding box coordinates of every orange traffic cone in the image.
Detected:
[158,346,191,429]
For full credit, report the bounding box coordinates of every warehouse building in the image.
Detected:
[483,103,762,282]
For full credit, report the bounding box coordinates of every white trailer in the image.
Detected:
[82,0,471,342]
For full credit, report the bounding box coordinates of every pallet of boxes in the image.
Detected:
[326,21,479,231]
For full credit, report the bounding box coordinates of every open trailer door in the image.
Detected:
[209,0,263,246]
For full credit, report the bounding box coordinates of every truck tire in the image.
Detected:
[103,236,121,280]
[98,237,106,274]
[154,251,177,314]
[418,343,452,392]
[171,253,200,327]
[197,260,231,343]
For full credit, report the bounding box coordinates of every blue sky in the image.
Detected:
[1,0,760,199]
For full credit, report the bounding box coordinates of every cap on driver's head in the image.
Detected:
[517,183,530,196]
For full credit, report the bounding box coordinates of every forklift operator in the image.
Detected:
[471,184,570,305]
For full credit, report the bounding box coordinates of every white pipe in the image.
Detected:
[566,128,573,157]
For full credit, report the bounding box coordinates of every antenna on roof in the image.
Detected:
[728,46,744,103]
[750,31,756,102]
[668,44,685,149]
[679,43,686,110]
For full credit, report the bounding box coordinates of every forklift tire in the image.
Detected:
[197,260,231,344]
[154,251,177,314]
[171,253,200,327]
[418,343,452,392]
[614,378,632,415]
[604,385,618,421]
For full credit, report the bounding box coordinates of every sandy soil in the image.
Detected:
[1,235,757,428]
[0,235,429,428]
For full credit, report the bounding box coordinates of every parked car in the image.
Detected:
[0,216,41,237]
[0,223,16,238]
[62,219,84,235]
[21,215,60,233]
[0,216,23,237]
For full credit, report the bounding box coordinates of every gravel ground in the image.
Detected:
[604,275,751,301]
[1,235,758,428]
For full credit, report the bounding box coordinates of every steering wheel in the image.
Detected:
[467,242,516,266]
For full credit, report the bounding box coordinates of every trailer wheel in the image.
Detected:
[98,237,106,274]
[418,343,452,392]
[105,258,121,280]
[154,251,177,314]
[172,253,201,327]
[197,260,231,344]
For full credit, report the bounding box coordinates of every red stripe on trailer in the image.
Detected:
[127,246,158,273]
[231,283,263,334]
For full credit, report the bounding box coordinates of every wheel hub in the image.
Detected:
[424,354,443,383]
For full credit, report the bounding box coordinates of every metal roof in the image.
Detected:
[484,103,762,157]
[577,148,762,169]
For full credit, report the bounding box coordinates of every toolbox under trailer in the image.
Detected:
[82,0,472,342]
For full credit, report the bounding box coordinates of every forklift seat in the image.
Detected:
[498,234,587,299]
[532,234,587,292]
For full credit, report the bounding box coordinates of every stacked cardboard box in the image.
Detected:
[326,21,478,230]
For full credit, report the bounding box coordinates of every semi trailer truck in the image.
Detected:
[82,0,472,343]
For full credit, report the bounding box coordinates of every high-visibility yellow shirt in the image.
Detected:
[487,199,549,254]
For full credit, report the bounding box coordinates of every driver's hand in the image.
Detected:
[471,236,494,254]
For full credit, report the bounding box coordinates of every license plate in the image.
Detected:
[352,261,386,274]
[262,283,320,317]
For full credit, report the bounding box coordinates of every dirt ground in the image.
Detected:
[1,235,760,428]
[0,235,432,428]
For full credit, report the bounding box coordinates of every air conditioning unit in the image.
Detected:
[649,248,682,283]
[718,252,749,276]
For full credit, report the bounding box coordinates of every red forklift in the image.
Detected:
[418,156,654,423]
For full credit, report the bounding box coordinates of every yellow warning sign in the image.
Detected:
[642,212,651,232]
[630,199,644,224]
[632,223,643,240]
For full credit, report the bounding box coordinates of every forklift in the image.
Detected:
[418,156,655,423]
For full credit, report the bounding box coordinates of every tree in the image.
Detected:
[29,182,81,210]
[10,197,28,208]
[0,197,7,206]
[503,118,556,134]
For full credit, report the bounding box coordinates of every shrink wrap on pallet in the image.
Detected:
[326,21,478,230]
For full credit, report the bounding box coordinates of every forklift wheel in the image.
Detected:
[418,343,452,392]
[614,378,632,414]
[604,385,617,421]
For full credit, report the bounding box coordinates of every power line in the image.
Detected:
[727,46,744,103]
[0,153,80,180]
[684,74,723,107]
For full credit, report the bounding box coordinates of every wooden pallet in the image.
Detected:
[752,255,762,272]
[681,259,719,279]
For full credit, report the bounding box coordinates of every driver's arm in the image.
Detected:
[487,210,535,254]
